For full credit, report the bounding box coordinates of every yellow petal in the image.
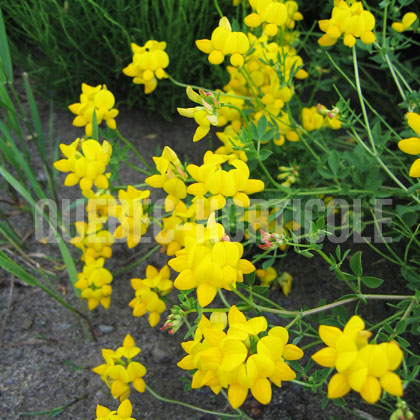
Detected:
[407,112,420,135]
[328,372,350,399]
[398,137,420,155]
[379,371,403,397]
[319,324,342,348]
[228,383,248,409]
[409,158,420,177]
[360,376,381,404]
[117,399,132,418]
[250,378,272,405]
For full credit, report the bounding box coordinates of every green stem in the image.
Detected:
[116,128,153,172]
[213,0,223,18]
[352,46,376,154]
[114,245,160,276]
[166,74,255,102]
[123,161,151,176]
[146,385,246,418]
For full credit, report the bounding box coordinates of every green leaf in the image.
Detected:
[349,251,363,277]
[395,319,407,335]
[262,256,275,270]
[361,276,384,289]
[256,114,267,139]
[92,109,99,141]
[327,151,339,175]
[0,9,13,83]
[259,148,272,161]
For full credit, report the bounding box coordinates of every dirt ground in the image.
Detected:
[0,98,418,420]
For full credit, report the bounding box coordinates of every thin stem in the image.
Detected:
[123,161,151,176]
[114,245,160,276]
[383,51,408,105]
[167,74,255,102]
[352,46,376,154]
[213,0,223,18]
[116,128,153,172]
[146,385,245,418]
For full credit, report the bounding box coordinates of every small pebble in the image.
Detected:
[58,323,71,331]
[151,339,173,363]
[98,324,114,333]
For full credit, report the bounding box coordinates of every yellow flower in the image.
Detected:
[398,112,420,177]
[318,1,376,48]
[129,265,173,327]
[312,316,404,404]
[93,334,146,402]
[244,0,288,37]
[110,186,150,248]
[177,306,303,409]
[196,17,250,67]
[145,146,187,211]
[74,258,112,310]
[392,12,417,32]
[54,138,112,191]
[123,40,169,94]
[95,399,136,420]
[187,151,264,208]
[177,86,221,142]
[69,83,118,137]
[169,214,255,307]
[256,266,277,286]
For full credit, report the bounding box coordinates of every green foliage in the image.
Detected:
[2,0,235,117]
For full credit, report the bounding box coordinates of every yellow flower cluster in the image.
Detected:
[302,105,342,132]
[187,151,265,208]
[123,40,169,94]
[184,4,313,152]
[177,306,303,409]
[93,334,146,402]
[318,1,376,48]
[54,138,112,191]
[392,12,417,33]
[398,112,420,177]
[109,186,151,248]
[312,316,404,404]
[74,258,112,310]
[95,400,135,420]
[70,221,114,264]
[177,86,221,142]
[145,146,187,211]
[69,83,118,137]
[169,215,255,307]
[196,17,250,67]
[244,0,303,37]
[129,265,173,327]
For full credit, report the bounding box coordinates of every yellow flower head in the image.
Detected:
[69,83,118,137]
[312,316,404,404]
[110,186,150,248]
[392,12,417,32]
[318,1,376,48]
[196,17,250,67]
[145,146,187,211]
[129,265,173,327]
[70,221,114,264]
[177,305,303,408]
[398,112,420,177]
[93,334,146,402]
[169,214,255,307]
[178,86,221,142]
[187,151,264,209]
[54,138,112,191]
[123,40,169,94]
[74,258,112,310]
[95,399,136,420]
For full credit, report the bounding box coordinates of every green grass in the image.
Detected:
[2,0,235,117]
